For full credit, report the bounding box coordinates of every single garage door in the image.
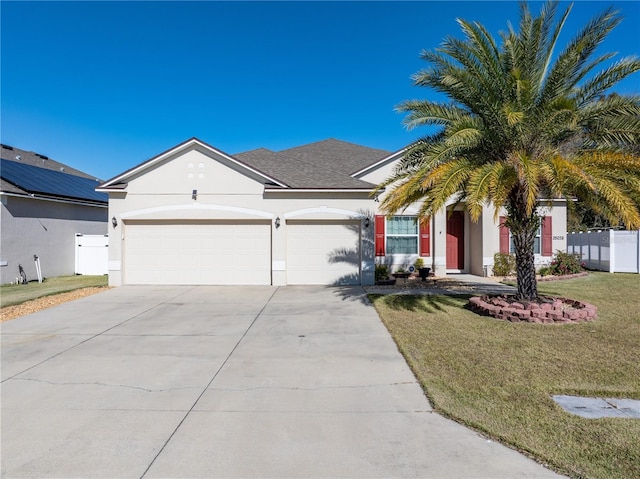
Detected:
[286,220,361,285]
[124,220,271,285]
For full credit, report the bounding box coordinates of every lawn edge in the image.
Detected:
[368,293,574,479]
[0,286,110,311]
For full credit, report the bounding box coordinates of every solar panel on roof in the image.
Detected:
[0,159,107,203]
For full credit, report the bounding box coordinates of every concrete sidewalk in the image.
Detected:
[1,285,562,478]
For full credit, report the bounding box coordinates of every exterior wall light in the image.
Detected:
[275,217,281,229]
[192,189,197,200]
[111,216,118,228]
[364,217,370,228]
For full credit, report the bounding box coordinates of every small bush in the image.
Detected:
[493,253,516,276]
[414,258,425,269]
[538,266,552,277]
[375,264,389,281]
[549,251,584,276]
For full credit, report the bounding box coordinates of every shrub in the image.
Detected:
[549,251,584,276]
[375,264,389,281]
[538,266,552,277]
[493,253,516,276]
[414,258,425,269]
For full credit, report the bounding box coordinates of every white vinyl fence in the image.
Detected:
[567,230,640,273]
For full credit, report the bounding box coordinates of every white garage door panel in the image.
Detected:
[287,221,360,285]
[124,222,271,285]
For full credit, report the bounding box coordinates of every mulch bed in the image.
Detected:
[0,287,109,322]
[469,271,597,324]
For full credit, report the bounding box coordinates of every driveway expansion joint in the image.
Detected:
[1,286,199,384]
[139,286,281,479]
[209,381,419,392]
[13,377,202,393]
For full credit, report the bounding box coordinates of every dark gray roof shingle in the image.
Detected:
[235,139,390,189]
[1,178,25,195]
[279,139,391,176]
[1,144,98,179]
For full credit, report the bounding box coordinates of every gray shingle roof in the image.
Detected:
[235,139,390,189]
[1,178,24,194]
[279,139,391,176]
[1,144,99,180]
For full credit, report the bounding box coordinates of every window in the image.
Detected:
[386,216,418,254]
[510,226,541,255]
[500,216,552,256]
[375,215,430,257]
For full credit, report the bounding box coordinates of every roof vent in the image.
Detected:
[1,144,13,150]
[15,155,21,161]
[60,167,65,172]
[36,154,49,160]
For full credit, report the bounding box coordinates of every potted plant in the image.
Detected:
[414,258,431,281]
[393,268,411,279]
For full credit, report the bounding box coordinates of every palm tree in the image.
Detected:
[378,1,640,301]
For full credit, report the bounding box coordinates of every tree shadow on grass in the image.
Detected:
[369,293,471,314]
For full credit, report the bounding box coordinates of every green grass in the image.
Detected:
[0,275,108,308]
[370,272,640,479]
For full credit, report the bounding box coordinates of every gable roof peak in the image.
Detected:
[97,137,287,190]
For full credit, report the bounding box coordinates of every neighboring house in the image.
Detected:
[0,144,108,284]
[97,137,566,286]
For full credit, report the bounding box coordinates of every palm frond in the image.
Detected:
[574,57,640,107]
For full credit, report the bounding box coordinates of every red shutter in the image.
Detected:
[499,216,510,254]
[542,216,553,256]
[419,218,430,256]
[375,215,385,256]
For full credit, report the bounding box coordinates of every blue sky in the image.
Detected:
[2,1,639,180]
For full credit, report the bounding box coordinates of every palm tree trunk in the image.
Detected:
[512,229,538,301]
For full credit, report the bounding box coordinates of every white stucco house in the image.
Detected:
[1,144,108,284]
[97,137,566,286]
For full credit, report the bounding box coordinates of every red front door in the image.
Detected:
[446,211,464,269]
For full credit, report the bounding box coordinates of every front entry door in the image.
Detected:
[446,211,464,270]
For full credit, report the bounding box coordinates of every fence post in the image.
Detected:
[637,229,640,275]
[609,229,615,273]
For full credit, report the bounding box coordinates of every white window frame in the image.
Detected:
[386,216,419,255]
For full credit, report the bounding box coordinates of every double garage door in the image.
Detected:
[124,221,271,285]
[123,220,361,285]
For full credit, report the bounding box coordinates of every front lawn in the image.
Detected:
[0,275,108,308]
[370,272,640,479]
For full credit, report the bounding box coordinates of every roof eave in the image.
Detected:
[350,147,407,178]
[264,188,375,193]
[0,191,108,207]
[95,184,127,193]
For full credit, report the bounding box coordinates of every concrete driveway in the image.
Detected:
[1,285,562,478]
